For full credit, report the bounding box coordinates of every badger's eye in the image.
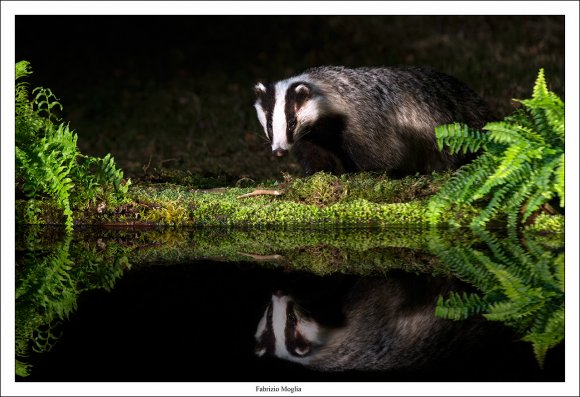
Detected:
[287,311,297,324]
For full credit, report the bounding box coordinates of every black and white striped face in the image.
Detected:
[254,78,322,157]
[254,292,321,364]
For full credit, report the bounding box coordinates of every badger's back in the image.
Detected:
[305,66,489,128]
[302,66,491,175]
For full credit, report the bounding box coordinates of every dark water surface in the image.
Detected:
[16,227,564,382]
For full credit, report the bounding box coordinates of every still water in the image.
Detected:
[16,226,564,382]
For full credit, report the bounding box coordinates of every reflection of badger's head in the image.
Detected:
[254,291,326,365]
[253,78,328,157]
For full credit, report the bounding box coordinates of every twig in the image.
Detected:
[237,189,283,199]
[238,252,285,261]
[542,202,559,215]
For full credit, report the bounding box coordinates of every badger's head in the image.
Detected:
[254,291,324,364]
[253,79,322,157]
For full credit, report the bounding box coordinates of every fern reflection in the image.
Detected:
[430,227,564,366]
[15,227,130,377]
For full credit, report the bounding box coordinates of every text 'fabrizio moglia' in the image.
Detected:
[256,385,302,393]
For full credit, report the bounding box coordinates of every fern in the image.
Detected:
[435,123,489,154]
[435,291,489,320]
[523,306,564,367]
[15,61,130,232]
[433,227,564,366]
[427,154,498,224]
[469,183,512,227]
[428,69,564,229]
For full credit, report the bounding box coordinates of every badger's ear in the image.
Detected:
[254,82,267,98]
[292,332,312,357]
[295,84,311,98]
[294,84,311,105]
[294,345,311,356]
[255,344,267,357]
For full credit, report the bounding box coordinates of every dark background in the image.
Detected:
[15,16,565,181]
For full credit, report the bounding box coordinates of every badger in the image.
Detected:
[253,66,491,176]
[254,273,499,374]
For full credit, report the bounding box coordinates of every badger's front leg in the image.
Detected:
[292,140,355,176]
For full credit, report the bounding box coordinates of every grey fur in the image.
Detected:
[255,274,485,372]
[255,66,492,176]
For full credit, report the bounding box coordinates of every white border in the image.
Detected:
[0,1,579,15]
[2,1,579,396]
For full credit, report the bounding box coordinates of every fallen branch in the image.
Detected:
[237,189,283,199]
[238,252,285,261]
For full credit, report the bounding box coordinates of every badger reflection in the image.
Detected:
[254,272,484,372]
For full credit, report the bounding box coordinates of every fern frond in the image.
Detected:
[527,252,555,285]
[532,69,548,99]
[489,122,548,147]
[523,306,564,367]
[470,227,513,264]
[485,266,547,313]
[503,233,556,288]
[472,149,534,202]
[515,69,564,144]
[554,154,564,207]
[523,192,553,223]
[427,154,497,223]
[469,183,512,227]
[440,247,498,293]
[521,155,561,222]
[16,60,32,80]
[32,87,63,122]
[435,291,489,320]
[520,97,565,142]
[544,94,565,142]
[553,253,564,293]
[484,301,526,322]
[481,141,537,188]
[484,122,525,145]
[505,180,531,230]
[435,123,488,154]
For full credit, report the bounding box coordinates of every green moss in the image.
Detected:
[525,213,565,234]
[342,171,451,203]
[284,172,347,206]
[284,171,452,206]
[17,172,485,229]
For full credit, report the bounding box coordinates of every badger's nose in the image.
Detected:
[272,148,288,157]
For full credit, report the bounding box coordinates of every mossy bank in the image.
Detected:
[16,171,459,228]
[17,170,563,231]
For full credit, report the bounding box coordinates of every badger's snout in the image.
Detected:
[272,148,288,157]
